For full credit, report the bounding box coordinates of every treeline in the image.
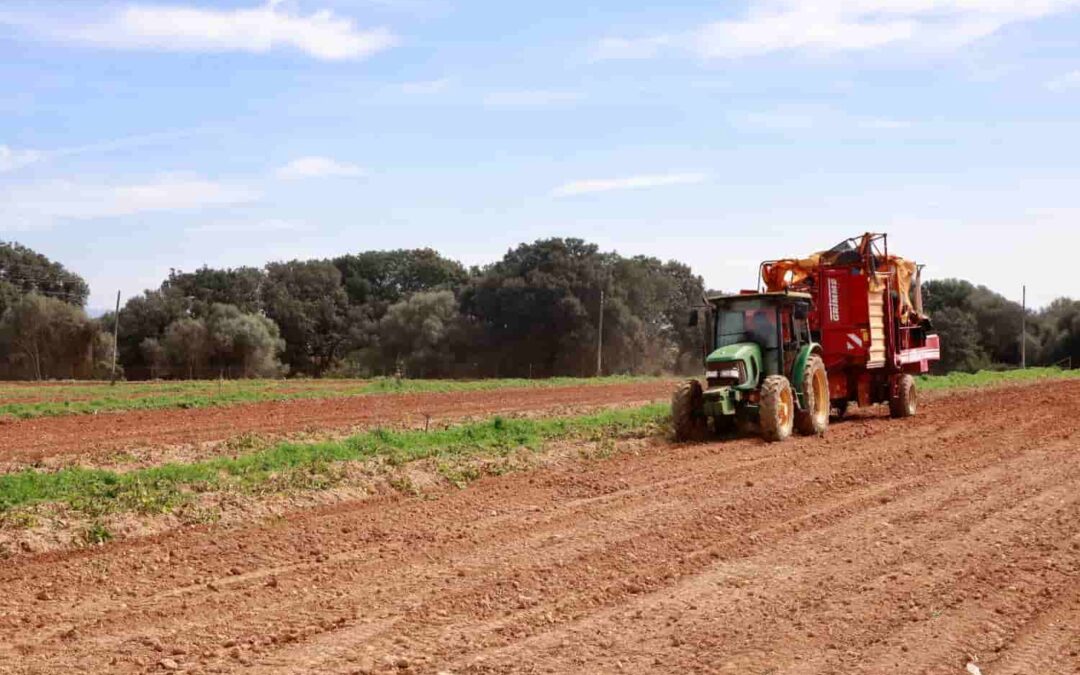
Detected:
[0,242,114,380]
[3,239,1078,380]
[923,279,1078,372]
[107,239,704,379]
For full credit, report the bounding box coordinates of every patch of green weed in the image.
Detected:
[0,403,670,517]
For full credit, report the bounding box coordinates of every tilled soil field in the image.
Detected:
[2,380,1079,674]
[0,380,676,469]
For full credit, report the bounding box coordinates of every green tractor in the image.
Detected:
[673,292,830,442]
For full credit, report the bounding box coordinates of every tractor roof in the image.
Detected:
[706,291,813,303]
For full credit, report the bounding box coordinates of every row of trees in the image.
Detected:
[0,243,112,379]
[110,240,705,379]
[0,294,115,380]
[3,238,1079,380]
[923,279,1078,373]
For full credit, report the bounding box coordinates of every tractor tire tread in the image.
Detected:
[759,375,794,443]
[672,379,705,441]
[795,354,829,436]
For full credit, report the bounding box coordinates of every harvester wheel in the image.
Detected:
[672,380,705,441]
[795,354,830,436]
[889,374,917,418]
[759,375,795,442]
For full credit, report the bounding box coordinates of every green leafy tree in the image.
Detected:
[333,249,468,309]
[375,291,462,377]
[0,294,111,379]
[110,290,189,373]
[162,317,209,379]
[0,241,89,316]
[262,260,350,376]
[462,238,605,377]
[204,303,285,377]
[930,306,989,373]
[461,239,705,377]
[162,266,265,315]
[923,278,1024,368]
[140,337,168,379]
[1034,297,1080,367]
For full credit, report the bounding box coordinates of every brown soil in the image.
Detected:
[0,381,676,470]
[1,381,1078,674]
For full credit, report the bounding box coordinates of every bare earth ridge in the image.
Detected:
[1,381,1078,674]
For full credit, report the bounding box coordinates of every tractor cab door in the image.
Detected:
[781,302,813,378]
[745,309,780,375]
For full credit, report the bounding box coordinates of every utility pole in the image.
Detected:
[596,288,604,377]
[110,290,121,385]
[1021,285,1027,370]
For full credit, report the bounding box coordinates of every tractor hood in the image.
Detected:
[705,342,762,390]
[706,342,761,365]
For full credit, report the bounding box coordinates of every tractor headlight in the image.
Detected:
[706,362,746,386]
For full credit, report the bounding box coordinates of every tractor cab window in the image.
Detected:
[715,302,779,350]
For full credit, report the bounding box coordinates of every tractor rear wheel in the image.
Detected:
[795,354,830,436]
[889,374,917,418]
[672,379,705,441]
[759,375,795,442]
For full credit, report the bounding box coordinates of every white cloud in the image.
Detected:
[594,1,1080,60]
[400,78,451,94]
[0,128,211,174]
[591,35,672,61]
[552,173,707,197]
[484,90,583,108]
[275,156,366,179]
[0,145,43,172]
[47,2,397,61]
[859,117,913,130]
[730,105,914,133]
[1047,70,1080,92]
[1026,207,1080,226]
[0,175,260,227]
[187,218,310,234]
[731,108,824,131]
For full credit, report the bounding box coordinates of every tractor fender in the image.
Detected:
[790,343,823,411]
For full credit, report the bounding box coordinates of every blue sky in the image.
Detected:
[2,0,1080,310]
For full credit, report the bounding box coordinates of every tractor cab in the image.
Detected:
[706,292,814,382]
[678,291,828,442]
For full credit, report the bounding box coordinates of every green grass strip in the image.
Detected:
[917,366,1080,391]
[0,375,665,421]
[0,403,670,515]
[2,366,1076,518]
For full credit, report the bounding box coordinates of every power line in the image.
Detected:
[0,280,86,298]
[0,273,86,286]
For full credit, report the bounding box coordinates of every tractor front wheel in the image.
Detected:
[889,374,917,418]
[759,375,795,442]
[672,379,705,441]
[795,354,830,436]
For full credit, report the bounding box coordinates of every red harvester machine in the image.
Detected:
[673,232,941,442]
[760,232,940,417]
